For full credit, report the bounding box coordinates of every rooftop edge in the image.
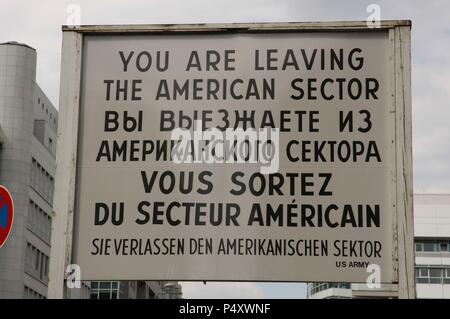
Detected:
[0,41,35,50]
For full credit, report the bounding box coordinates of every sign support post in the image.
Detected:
[393,25,415,299]
[48,29,82,299]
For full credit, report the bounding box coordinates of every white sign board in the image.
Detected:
[50,22,413,291]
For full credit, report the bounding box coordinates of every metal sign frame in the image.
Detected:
[48,21,414,298]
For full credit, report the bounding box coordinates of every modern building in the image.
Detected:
[0,41,58,298]
[307,194,450,299]
[414,194,450,298]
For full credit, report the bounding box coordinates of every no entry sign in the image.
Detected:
[0,185,14,248]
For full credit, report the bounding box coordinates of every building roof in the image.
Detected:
[0,41,35,50]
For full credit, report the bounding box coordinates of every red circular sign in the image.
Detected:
[0,185,14,248]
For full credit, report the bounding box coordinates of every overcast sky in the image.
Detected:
[2,0,449,298]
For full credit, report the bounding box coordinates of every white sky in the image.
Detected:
[2,0,449,298]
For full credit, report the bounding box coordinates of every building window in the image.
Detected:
[25,242,49,283]
[415,239,450,253]
[309,282,351,295]
[90,281,120,299]
[23,285,45,299]
[415,243,423,252]
[30,157,54,204]
[27,199,52,243]
[100,282,111,289]
[415,266,450,284]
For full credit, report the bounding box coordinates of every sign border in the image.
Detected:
[48,21,414,298]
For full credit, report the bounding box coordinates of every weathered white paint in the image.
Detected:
[48,31,83,299]
[393,25,415,299]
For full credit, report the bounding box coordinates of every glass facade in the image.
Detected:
[415,239,450,253]
[90,281,120,299]
[415,266,450,284]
